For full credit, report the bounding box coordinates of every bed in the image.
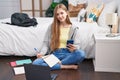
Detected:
[1,0,119,58]
[0,17,109,58]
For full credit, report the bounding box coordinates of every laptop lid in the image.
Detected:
[24,64,51,80]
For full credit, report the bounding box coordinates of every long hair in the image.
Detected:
[50,4,72,51]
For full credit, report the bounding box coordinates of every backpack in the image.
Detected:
[11,13,38,27]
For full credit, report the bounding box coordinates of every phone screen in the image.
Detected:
[67,40,74,45]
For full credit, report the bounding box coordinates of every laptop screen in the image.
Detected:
[24,64,51,80]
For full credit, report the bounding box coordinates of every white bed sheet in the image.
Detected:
[0,18,53,56]
[0,17,109,58]
[72,21,109,58]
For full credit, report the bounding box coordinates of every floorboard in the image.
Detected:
[0,56,120,80]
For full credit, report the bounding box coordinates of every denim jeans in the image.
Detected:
[32,48,85,70]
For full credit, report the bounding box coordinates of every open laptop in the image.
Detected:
[24,64,57,80]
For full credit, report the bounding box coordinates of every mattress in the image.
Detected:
[0,17,109,58]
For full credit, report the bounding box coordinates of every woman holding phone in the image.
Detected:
[33,4,85,70]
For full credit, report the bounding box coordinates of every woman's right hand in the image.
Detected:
[36,53,43,58]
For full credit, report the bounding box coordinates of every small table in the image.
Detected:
[93,34,120,72]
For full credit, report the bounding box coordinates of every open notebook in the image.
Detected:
[42,54,60,67]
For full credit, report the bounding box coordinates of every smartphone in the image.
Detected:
[66,40,74,48]
[67,40,74,45]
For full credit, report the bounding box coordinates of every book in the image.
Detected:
[10,61,17,67]
[13,66,25,75]
[10,59,32,67]
[42,54,60,67]
[16,59,32,65]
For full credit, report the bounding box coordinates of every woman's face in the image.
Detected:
[56,8,67,23]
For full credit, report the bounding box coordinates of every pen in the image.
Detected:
[34,48,39,53]
[42,55,49,59]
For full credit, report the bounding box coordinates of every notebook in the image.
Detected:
[13,66,25,75]
[10,59,32,67]
[24,64,57,80]
[42,54,60,67]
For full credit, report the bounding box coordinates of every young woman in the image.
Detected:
[32,4,85,70]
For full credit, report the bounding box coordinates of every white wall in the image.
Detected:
[0,0,118,19]
[0,0,52,19]
[0,0,20,19]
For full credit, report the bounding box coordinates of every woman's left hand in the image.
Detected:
[67,44,77,52]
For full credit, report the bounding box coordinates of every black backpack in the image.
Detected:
[11,13,38,27]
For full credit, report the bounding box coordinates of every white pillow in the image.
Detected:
[86,0,98,13]
[77,8,87,22]
[97,1,117,27]
[86,3,104,23]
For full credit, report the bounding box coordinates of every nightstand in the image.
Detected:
[93,34,120,72]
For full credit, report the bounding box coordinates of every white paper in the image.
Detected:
[42,54,60,67]
[13,66,25,75]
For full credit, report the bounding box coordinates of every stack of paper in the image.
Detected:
[10,59,32,75]
[13,66,25,75]
[42,54,60,67]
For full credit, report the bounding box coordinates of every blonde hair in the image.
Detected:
[50,4,72,51]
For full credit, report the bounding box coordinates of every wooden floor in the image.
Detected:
[0,56,120,80]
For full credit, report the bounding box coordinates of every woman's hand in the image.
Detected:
[67,44,77,52]
[36,53,44,58]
